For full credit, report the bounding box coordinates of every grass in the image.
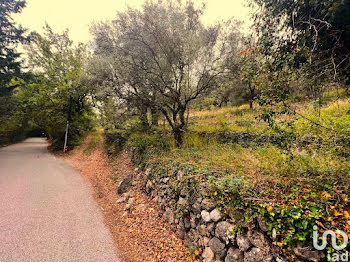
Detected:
[293,98,350,136]
[154,143,350,192]
[186,97,350,138]
[187,104,268,133]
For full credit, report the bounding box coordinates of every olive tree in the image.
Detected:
[91,0,231,146]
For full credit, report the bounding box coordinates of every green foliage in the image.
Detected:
[104,128,171,164]
[9,26,96,150]
[0,0,26,87]
[128,133,171,158]
[104,130,129,153]
[90,0,238,147]
[294,99,350,135]
[183,132,218,148]
[252,0,350,84]
[0,0,28,143]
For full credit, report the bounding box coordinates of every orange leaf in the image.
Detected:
[334,210,342,216]
[316,221,325,228]
[320,191,331,199]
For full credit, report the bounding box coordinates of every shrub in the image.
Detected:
[128,133,171,165]
[104,130,129,153]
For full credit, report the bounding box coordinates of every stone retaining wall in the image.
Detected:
[141,168,326,262]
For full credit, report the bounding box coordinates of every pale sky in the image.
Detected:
[13,0,252,45]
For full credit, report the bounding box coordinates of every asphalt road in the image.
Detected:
[0,138,120,262]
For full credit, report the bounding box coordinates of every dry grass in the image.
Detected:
[184,97,350,137]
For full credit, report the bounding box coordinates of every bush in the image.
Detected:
[104,130,129,153]
[128,133,171,165]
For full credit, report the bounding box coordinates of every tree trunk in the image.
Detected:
[64,95,73,150]
[219,93,229,108]
[186,105,190,127]
[161,105,186,147]
[151,108,159,126]
[249,83,255,110]
[249,99,253,110]
[163,118,166,134]
[173,128,184,147]
[174,106,186,147]
[139,106,149,130]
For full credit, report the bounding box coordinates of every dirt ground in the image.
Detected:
[60,136,196,262]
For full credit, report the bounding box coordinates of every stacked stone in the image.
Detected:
[142,169,325,262]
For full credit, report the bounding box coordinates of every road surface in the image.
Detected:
[0,138,120,262]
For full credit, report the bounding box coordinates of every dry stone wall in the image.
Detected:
[142,168,326,262]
